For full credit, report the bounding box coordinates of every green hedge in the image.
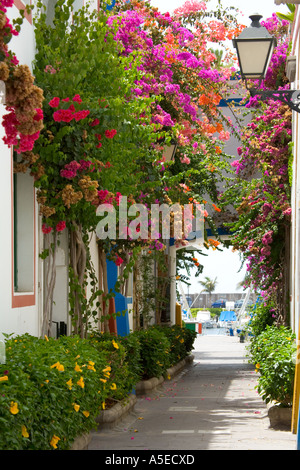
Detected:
[0,325,196,449]
[131,327,171,379]
[130,325,196,379]
[153,325,196,367]
[89,331,142,397]
[0,334,112,450]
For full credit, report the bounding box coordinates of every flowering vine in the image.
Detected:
[221,14,291,323]
[0,0,43,158]
[8,0,245,335]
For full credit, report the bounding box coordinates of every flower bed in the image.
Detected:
[0,325,196,450]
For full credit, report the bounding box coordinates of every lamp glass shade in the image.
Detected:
[0,80,5,105]
[234,38,275,79]
[232,14,277,81]
[163,142,177,161]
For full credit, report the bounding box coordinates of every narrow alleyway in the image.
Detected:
[89,333,297,451]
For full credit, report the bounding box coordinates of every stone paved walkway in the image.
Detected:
[89,333,297,451]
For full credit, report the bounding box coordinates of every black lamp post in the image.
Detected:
[233,14,300,113]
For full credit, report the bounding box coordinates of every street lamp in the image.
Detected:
[233,14,300,113]
[163,139,178,161]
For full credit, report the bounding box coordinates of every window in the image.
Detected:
[13,162,35,293]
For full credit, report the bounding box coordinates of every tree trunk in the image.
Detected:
[98,246,110,333]
[42,231,58,337]
[69,223,87,338]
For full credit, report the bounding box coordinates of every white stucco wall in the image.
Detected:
[290,8,300,337]
[0,3,40,340]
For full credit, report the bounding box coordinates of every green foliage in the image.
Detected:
[32,0,162,225]
[246,301,276,337]
[153,325,197,367]
[198,276,218,295]
[190,307,221,318]
[0,326,196,449]
[276,4,295,23]
[117,333,143,386]
[208,307,222,317]
[247,326,296,407]
[89,331,141,399]
[190,308,198,318]
[131,327,171,380]
[180,325,198,356]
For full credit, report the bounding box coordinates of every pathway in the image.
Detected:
[89,333,297,451]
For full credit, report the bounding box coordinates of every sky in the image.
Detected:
[150,0,288,19]
[148,0,289,295]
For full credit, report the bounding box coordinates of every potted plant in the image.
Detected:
[247,325,296,428]
[239,331,245,343]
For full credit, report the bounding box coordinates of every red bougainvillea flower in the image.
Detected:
[56,220,66,232]
[90,118,100,127]
[104,129,117,138]
[42,223,53,234]
[74,110,90,121]
[60,160,81,179]
[73,94,82,104]
[49,97,60,108]
[34,108,44,121]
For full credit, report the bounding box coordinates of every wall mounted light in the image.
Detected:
[163,139,178,161]
[0,80,6,105]
[233,14,300,113]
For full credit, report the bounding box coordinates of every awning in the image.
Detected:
[219,311,237,322]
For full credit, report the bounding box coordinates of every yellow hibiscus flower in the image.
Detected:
[50,435,60,449]
[87,361,96,372]
[77,376,85,388]
[21,425,29,438]
[66,378,73,390]
[50,362,64,372]
[10,401,19,415]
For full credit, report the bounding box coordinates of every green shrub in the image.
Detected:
[181,325,197,353]
[117,333,143,385]
[151,325,188,367]
[132,327,171,379]
[0,325,197,449]
[0,334,112,450]
[246,301,276,337]
[89,331,141,400]
[190,308,198,318]
[247,325,296,407]
[208,308,222,317]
